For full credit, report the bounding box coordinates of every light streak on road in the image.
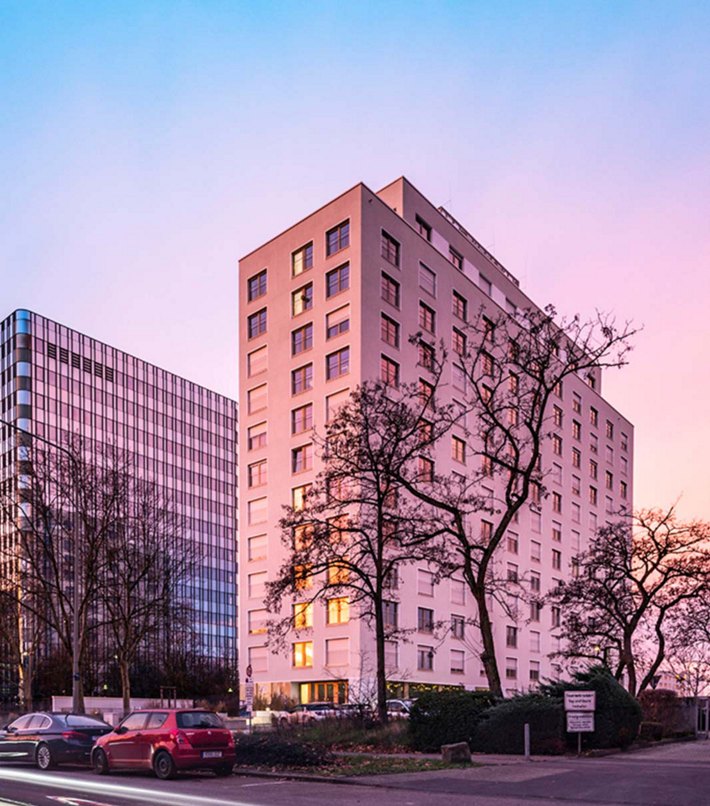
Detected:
[0,768,257,806]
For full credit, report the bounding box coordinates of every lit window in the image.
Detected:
[292,641,313,668]
[452,328,466,356]
[327,597,350,624]
[381,273,400,307]
[572,420,581,440]
[292,323,313,355]
[247,308,267,339]
[324,264,348,298]
[292,283,313,315]
[553,406,563,427]
[415,215,431,241]
[572,447,581,468]
[247,269,267,302]
[381,231,400,266]
[418,263,436,296]
[327,562,350,585]
[291,364,313,395]
[452,436,466,464]
[449,246,463,270]
[291,404,313,435]
[293,602,313,629]
[381,314,400,348]
[417,645,434,671]
[326,221,350,256]
[326,305,350,339]
[589,459,598,479]
[380,355,399,387]
[590,407,599,427]
[292,242,313,276]
[552,434,562,456]
[572,393,581,414]
[292,484,311,510]
[326,347,350,380]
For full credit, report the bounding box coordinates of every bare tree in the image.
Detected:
[393,305,636,697]
[549,508,710,696]
[265,380,453,721]
[98,476,195,714]
[663,591,710,697]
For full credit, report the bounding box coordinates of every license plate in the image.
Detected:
[202,750,222,758]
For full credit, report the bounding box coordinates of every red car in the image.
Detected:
[92,708,235,779]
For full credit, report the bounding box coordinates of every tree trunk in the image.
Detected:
[622,635,636,696]
[19,657,33,712]
[374,606,388,723]
[119,659,131,716]
[476,588,503,698]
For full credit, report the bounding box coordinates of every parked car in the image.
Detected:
[0,712,112,770]
[283,702,339,725]
[334,702,374,720]
[92,708,235,779]
[386,699,413,719]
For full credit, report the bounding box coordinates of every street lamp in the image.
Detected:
[0,416,84,713]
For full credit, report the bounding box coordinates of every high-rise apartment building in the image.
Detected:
[239,178,633,704]
[0,309,238,696]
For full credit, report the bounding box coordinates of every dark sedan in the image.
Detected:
[0,712,112,770]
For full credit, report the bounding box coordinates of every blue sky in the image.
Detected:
[1,1,708,517]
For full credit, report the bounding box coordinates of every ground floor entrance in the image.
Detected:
[299,680,348,703]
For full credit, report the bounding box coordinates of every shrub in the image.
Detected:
[234,732,332,768]
[473,695,565,755]
[637,689,683,737]
[408,690,496,752]
[287,717,410,750]
[638,721,664,741]
[542,666,642,749]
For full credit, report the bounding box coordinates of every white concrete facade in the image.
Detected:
[238,177,633,704]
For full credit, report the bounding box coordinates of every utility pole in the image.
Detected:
[1,417,84,713]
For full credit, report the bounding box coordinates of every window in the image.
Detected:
[248,570,267,598]
[606,420,614,439]
[552,549,562,570]
[530,661,541,682]
[292,484,311,510]
[506,298,518,317]
[606,445,614,464]
[326,264,350,297]
[506,625,518,648]
[621,432,629,452]
[291,364,313,395]
[552,463,563,484]
[621,455,629,475]
[572,447,581,468]
[572,502,581,523]
[418,341,435,371]
[326,347,350,380]
[292,323,313,355]
[291,404,313,435]
[417,645,434,671]
[530,540,542,564]
[292,283,313,315]
[590,407,599,427]
[590,433,598,454]
[247,384,267,414]
[327,597,350,624]
[380,355,400,387]
[418,456,434,482]
[418,607,434,633]
[248,645,268,674]
[505,657,518,680]
[247,421,267,451]
[292,242,313,276]
[451,649,465,674]
[418,302,436,333]
[418,569,435,596]
[589,459,598,479]
[479,275,492,296]
[620,480,628,500]
[292,444,312,474]
[248,460,267,488]
[573,393,582,414]
[247,498,267,527]
[325,637,349,667]
[452,363,467,392]
[415,215,431,241]
[507,532,519,554]
[247,345,267,377]
[572,420,581,440]
[530,571,541,593]
[451,579,466,605]
[552,434,562,456]
[247,534,267,562]
[553,406,563,427]
[530,601,542,622]
[248,269,267,302]
[552,523,562,543]
[381,231,400,266]
[247,308,267,339]
[605,470,614,490]
[381,273,400,307]
[326,305,350,339]
[452,291,467,320]
[451,614,465,639]
[327,562,349,585]
[381,314,400,347]
[292,641,313,668]
[552,606,561,628]
[552,492,562,513]
[326,388,349,421]
[452,436,466,464]
[449,246,463,270]
[293,602,313,629]
[383,600,399,628]
[530,631,541,652]
[589,486,598,506]
[385,641,399,670]
[589,511,598,531]
[554,380,563,398]
[452,328,466,356]
[507,563,519,582]
[418,263,436,296]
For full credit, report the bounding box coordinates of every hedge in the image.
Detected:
[234,733,332,767]
[473,695,565,755]
[408,690,496,751]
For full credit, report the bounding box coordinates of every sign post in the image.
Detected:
[564,690,596,756]
[245,664,254,733]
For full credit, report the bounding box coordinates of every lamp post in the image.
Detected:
[0,416,84,713]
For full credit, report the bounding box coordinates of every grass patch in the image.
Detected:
[283,718,412,752]
[319,754,476,777]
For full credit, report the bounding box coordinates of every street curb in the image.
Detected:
[233,768,380,786]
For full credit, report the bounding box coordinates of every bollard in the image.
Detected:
[524,722,531,759]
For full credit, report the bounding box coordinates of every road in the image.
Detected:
[0,740,707,806]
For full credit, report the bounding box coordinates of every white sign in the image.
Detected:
[567,711,595,732]
[245,680,254,714]
[564,690,596,712]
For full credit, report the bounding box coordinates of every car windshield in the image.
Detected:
[65,715,108,727]
[176,711,224,729]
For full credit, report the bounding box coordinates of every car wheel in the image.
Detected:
[93,748,110,775]
[35,743,56,771]
[214,763,234,777]
[153,750,177,780]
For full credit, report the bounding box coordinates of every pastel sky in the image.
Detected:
[1,1,708,519]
